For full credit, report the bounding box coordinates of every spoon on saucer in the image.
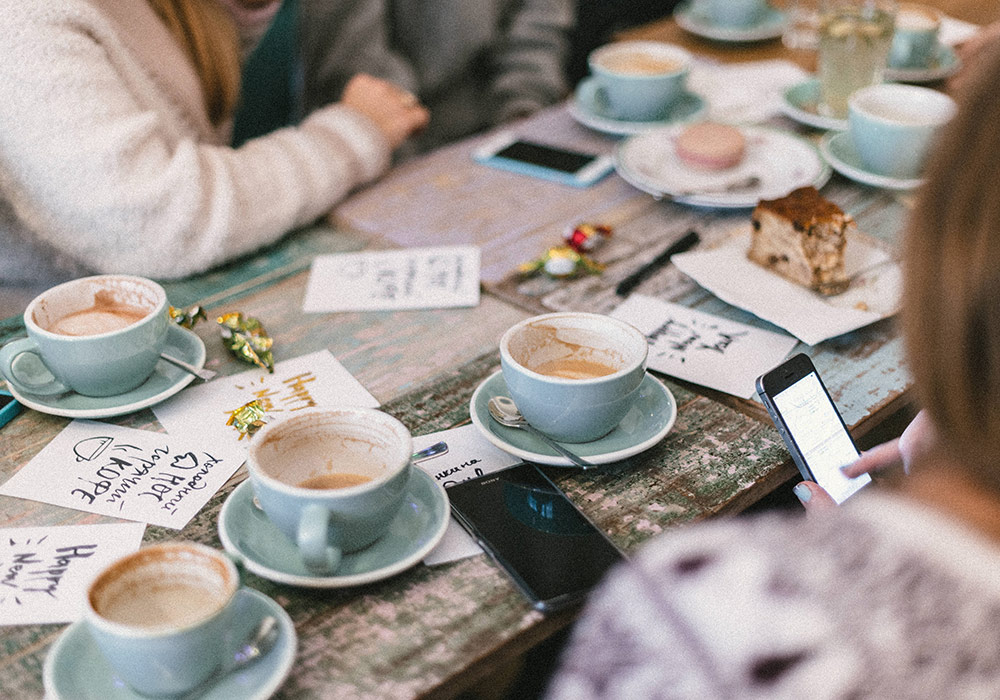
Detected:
[178,615,279,699]
[160,352,217,382]
[487,396,595,469]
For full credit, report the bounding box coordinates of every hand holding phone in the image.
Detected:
[473,132,614,188]
[756,353,871,504]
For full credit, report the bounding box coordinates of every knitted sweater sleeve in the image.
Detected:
[0,2,390,279]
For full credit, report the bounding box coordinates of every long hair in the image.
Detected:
[146,0,242,126]
[903,40,1000,486]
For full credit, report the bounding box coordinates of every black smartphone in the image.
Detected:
[472,131,614,187]
[0,390,21,430]
[756,353,872,504]
[446,462,626,612]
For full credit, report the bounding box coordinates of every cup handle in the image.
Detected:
[298,504,342,574]
[0,338,70,396]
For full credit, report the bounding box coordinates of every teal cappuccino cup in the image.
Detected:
[588,41,691,122]
[0,275,168,397]
[85,542,244,697]
[247,407,413,574]
[500,312,648,443]
[848,83,957,179]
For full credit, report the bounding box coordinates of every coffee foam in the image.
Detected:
[90,545,234,630]
[596,50,684,76]
[510,322,627,378]
[896,7,938,30]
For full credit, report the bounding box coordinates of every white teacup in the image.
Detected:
[247,407,413,573]
[848,83,957,179]
[85,542,244,697]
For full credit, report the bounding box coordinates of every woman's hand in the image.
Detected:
[794,410,936,512]
[342,74,429,150]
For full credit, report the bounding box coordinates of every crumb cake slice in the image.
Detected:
[748,186,853,296]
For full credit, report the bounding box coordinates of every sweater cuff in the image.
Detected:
[303,104,392,184]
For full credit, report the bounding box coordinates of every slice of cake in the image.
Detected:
[748,186,853,296]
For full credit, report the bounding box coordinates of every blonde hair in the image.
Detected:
[903,40,1000,483]
[146,0,242,126]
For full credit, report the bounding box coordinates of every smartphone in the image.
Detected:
[756,353,871,504]
[0,390,22,430]
[472,132,614,187]
[446,462,626,612]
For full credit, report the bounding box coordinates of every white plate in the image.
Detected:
[780,78,848,131]
[5,324,205,418]
[674,1,787,42]
[672,226,901,345]
[567,77,707,136]
[469,371,677,467]
[885,43,961,83]
[820,131,924,191]
[615,125,831,208]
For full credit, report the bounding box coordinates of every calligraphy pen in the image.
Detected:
[615,229,700,297]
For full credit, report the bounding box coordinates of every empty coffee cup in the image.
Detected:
[247,407,413,574]
[587,41,691,122]
[889,3,941,68]
[0,275,168,397]
[848,83,957,179]
[499,312,648,443]
[85,542,244,697]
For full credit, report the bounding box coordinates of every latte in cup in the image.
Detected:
[46,292,151,336]
[297,472,374,490]
[531,357,619,380]
[595,51,684,76]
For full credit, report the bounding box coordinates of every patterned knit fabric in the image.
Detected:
[547,492,1000,699]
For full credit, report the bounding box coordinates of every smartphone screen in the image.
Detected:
[447,463,625,611]
[767,367,871,504]
[493,141,598,174]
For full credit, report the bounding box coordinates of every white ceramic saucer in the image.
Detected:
[674,1,787,42]
[469,370,677,467]
[780,78,848,131]
[219,470,449,589]
[616,124,831,208]
[568,77,707,136]
[885,43,961,83]
[3,324,205,419]
[43,588,296,700]
[820,131,924,191]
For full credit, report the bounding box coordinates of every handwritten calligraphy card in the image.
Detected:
[153,350,379,452]
[412,425,521,566]
[611,294,798,398]
[0,523,145,626]
[0,421,244,529]
[302,245,481,312]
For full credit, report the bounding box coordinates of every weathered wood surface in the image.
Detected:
[0,16,941,697]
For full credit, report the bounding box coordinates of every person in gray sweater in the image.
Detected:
[299,0,573,153]
[0,0,428,316]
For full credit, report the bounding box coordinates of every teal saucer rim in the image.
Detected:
[468,370,677,466]
[569,77,707,136]
[885,43,960,83]
[42,587,297,700]
[218,470,449,589]
[674,1,787,42]
[780,78,849,132]
[819,130,924,191]
[3,324,204,419]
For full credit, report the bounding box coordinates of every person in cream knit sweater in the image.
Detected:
[0,0,427,312]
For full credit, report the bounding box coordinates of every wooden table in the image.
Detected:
[0,9,971,698]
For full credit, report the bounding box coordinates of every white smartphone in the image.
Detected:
[756,353,872,504]
[472,132,615,187]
